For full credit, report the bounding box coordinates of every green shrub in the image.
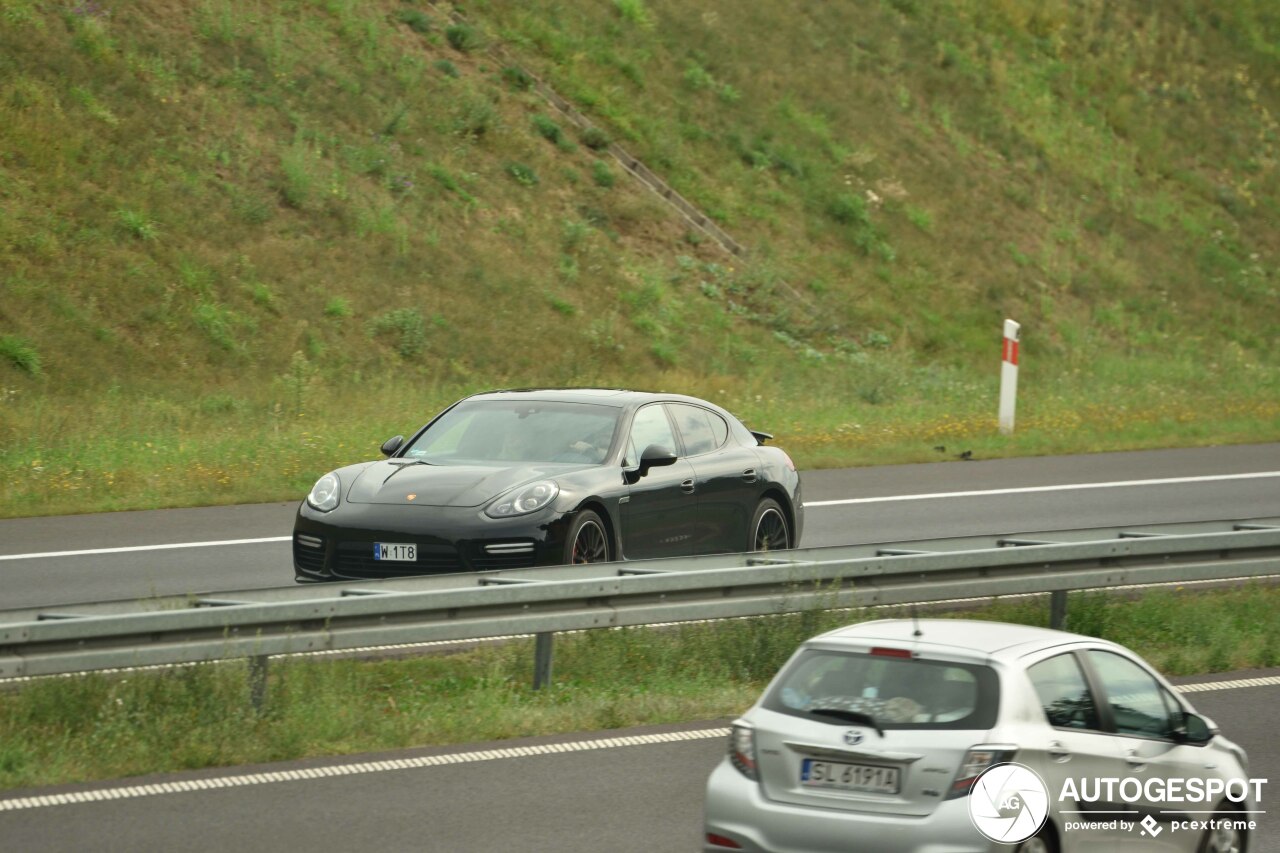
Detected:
[249,283,277,310]
[592,160,616,188]
[501,66,534,91]
[547,295,577,316]
[826,193,868,226]
[0,335,42,376]
[683,62,714,91]
[613,0,653,28]
[445,23,481,52]
[279,145,316,209]
[324,297,352,319]
[394,8,432,34]
[369,308,428,359]
[505,162,538,187]
[193,302,250,352]
[449,91,497,138]
[115,208,159,241]
[532,114,563,145]
[580,126,611,151]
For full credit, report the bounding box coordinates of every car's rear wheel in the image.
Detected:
[566,510,610,564]
[1015,827,1057,853]
[750,498,790,552]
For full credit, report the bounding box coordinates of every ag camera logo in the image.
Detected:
[969,763,1050,843]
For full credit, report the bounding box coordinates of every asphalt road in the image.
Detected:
[0,674,1276,852]
[1,443,1278,609]
[0,444,1277,850]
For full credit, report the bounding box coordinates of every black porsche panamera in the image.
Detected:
[293,388,804,581]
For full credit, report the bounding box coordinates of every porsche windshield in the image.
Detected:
[402,401,622,465]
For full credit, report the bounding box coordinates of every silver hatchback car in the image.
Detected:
[704,619,1254,853]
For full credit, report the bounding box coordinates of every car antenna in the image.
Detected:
[911,605,923,638]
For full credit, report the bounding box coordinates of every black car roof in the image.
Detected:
[464,388,711,409]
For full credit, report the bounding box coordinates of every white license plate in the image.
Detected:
[800,759,900,794]
[373,542,416,562]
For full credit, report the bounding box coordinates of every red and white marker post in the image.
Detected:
[999,319,1020,435]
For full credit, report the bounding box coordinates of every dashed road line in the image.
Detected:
[3,673,1279,812]
[0,727,730,812]
[1176,675,1280,692]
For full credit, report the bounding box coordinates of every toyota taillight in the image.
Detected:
[728,724,758,780]
[947,747,1018,799]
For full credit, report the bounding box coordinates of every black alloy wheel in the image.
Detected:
[567,510,610,564]
[751,498,790,552]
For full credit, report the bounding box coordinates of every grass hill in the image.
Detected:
[0,0,1276,517]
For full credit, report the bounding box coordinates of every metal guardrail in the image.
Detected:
[1,520,1278,685]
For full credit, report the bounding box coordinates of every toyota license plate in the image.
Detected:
[373,542,416,562]
[800,759,900,794]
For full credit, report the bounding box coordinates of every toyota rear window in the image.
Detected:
[763,650,999,730]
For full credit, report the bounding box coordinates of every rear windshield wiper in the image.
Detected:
[807,708,884,737]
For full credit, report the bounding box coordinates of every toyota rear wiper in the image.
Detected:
[807,708,884,737]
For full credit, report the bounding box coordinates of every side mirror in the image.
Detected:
[1175,712,1215,745]
[625,444,678,484]
[381,435,404,457]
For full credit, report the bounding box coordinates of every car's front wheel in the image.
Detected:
[1198,812,1247,853]
[750,498,790,552]
[565,510,610,564]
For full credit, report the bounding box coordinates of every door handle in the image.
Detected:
[1125,749,1146,771]
[1048,741,1070,763]
[681,479,696,494]
[741,468,757,483]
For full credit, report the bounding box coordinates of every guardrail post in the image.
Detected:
[1049,590,1068,630]
[533,632,554,690]
[248,655,270,714]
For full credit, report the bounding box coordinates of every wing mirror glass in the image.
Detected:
[1175,712,1215,745]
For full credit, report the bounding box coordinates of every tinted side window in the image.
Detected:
[624,404,678,467]
[669,404,723,456]
[1087,650,1175,739]
[706,409,729,446]
[1027,653,1100,730]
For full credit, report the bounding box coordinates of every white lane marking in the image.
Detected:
[804,471,1280,507]
[3,671,1279,811]
[0,537,291,562]
[4,472,1277,560]
[0,727,731,811]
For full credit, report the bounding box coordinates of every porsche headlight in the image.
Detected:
[307,472,341,512]
[485,480,559,518]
